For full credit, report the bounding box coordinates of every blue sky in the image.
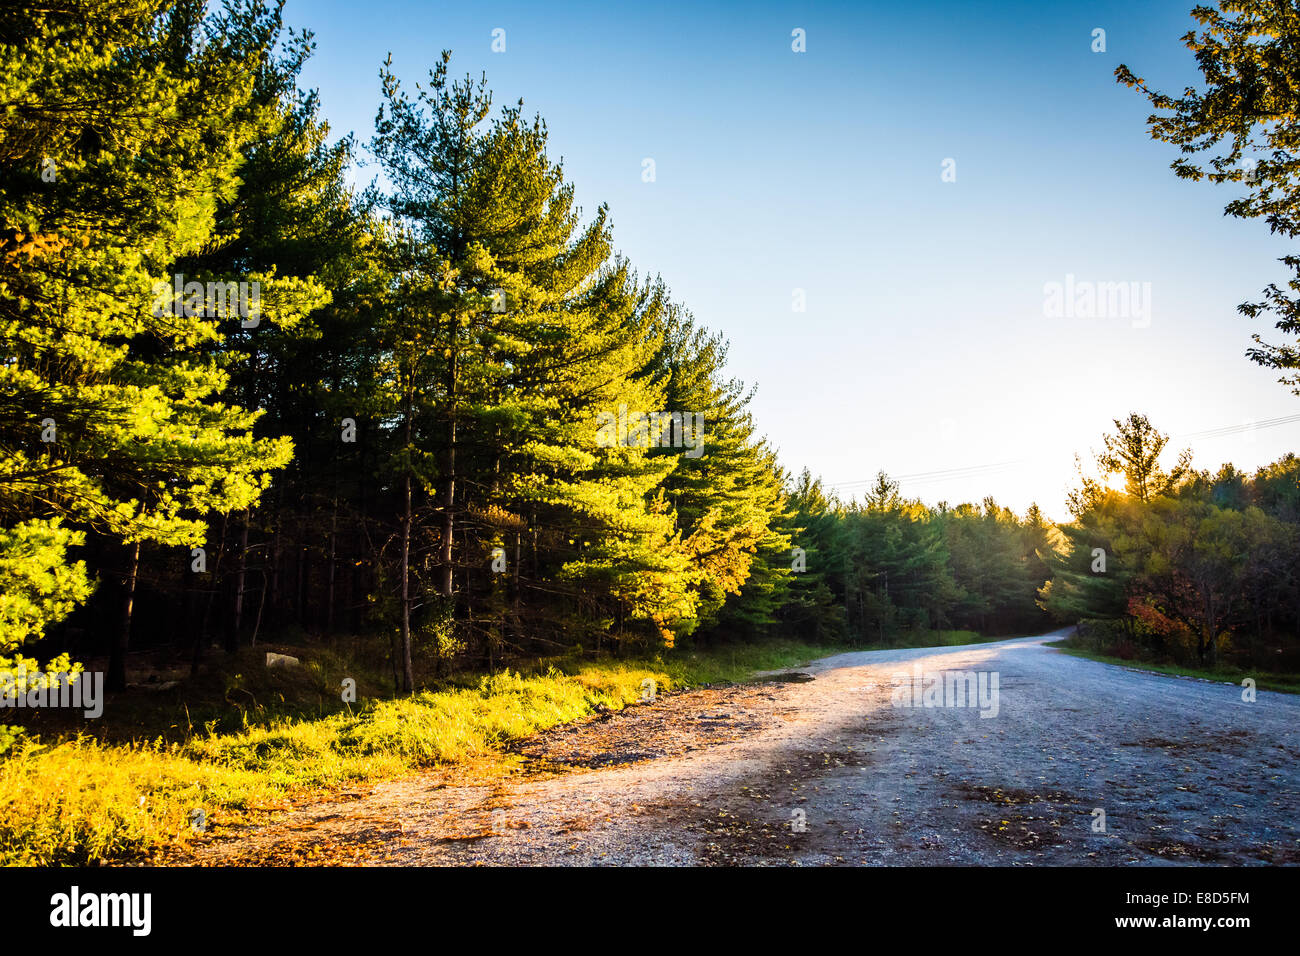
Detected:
[289,0,1299,519]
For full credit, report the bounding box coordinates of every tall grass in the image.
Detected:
[0,642,843,865]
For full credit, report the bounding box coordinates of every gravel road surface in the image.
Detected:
[194,630,1300,866]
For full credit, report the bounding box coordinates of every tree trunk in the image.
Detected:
[107,541,140,693]
[297,544,309,629]
[228,509,250,653]
[398,382,416,693]
[327,500,338,634]
[194,513,228,676]
[1204,590,1218,667]
[268,518,281,634]
[439,320,457,598]
[400,468,415,692]
[250,570,268,646]
[200,512,228,645]
[512,530,522,622]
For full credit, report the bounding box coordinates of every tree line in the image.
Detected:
[781,471,1055,642]
[0,1,1062,693]
[7,0,1300,696]
[1042,415,1300,669]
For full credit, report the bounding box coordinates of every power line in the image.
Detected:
[826,414,1300,492]
[1175,413,1300,442]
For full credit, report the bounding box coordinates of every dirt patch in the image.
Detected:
[180,679,815,865]
[954,784,1076,851]
[648,745,880,866]
[1130,837,1231,863]
[1120,728,1255,755]
[955,783,1082,806]
[507,681,803,771]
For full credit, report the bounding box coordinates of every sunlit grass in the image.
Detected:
[848,629,999,650]
[0,639,840,865]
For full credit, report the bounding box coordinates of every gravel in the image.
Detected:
[192,629,1300,866]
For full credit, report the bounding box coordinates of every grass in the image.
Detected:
[0,637,849,866]
[649,637,854,685]
[1,628,1026,865]
[1045,640,1300,695]
[850,629,1012,650]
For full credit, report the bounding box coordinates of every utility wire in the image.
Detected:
[826,415,1300,491]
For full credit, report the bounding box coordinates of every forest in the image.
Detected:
[0,0,1054,697]
[3,0,1300,711]
[7,0,1300,880]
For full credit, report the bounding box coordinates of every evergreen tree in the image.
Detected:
[0,0,296,685]
[777,468,846,641]
[648,302,790,639]
[370,52,690,662]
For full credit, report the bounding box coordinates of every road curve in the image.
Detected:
[197,630,1300,866]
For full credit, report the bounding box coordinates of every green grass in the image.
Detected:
[1045,640,1300,695]
[650,638,854,685]
[6,631,1041,865]
[0,638,846,866]
[849,629,1012,651]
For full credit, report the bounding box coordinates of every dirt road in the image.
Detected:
[194,631,1300,866]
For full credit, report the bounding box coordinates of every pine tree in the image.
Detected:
[0,0,296,685]
[778,468,847,641]
[648,301,790,639]
[370,52,693,663]
[1096,414,1191,503]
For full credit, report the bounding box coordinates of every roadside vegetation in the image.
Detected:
[1040,416,1300,679]
[0,637,851,866]
[9,0,1300,872]
[1047,637,1300,696]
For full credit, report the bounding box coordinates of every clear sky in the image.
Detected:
[288,0,1300,520]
